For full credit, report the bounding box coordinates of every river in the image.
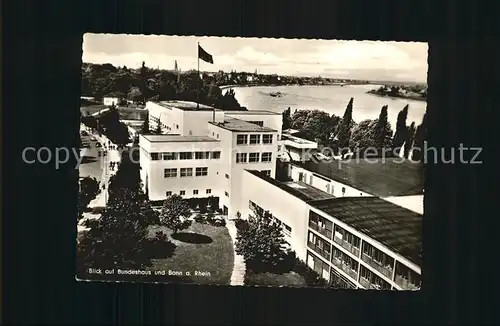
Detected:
[229,84,427,130]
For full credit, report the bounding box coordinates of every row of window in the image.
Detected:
[236,152,272,163]
[308,210,421,288]
[249,200,292,236]
[236,134,273,145]
[166,189,211,197]
[151,151,221,161]
[164,167,208,178]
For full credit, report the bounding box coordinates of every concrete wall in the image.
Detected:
[139,138,223,202]
[103,97,119,106]
[289,164,373,198]
[224,113,283,137]
[228,131,278,217]
[182,110,224,136]
[239,170,310,261]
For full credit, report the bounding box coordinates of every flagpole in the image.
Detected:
[197,42,200,109]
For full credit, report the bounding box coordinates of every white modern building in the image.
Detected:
[138,100,423,290]
[139,101,282,216]
[237,168,422,290]
[103,91,126,106]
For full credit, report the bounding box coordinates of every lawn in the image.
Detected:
[245,271,306,287]
[147,222,234,285]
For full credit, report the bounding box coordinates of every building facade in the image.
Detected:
[140,101,283,216]
[236,170,422,291]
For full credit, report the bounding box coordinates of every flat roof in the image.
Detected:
[155,100,220,111]
[292,158,424,197]
[225,110,281,116]
[209,118,277,132]
[140,135,219,143]
[309,196,422,266]
[283,181,335,200]
[245,170,312,202]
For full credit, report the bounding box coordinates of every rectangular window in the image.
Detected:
[150,153,160,160]
[176,124,179,129]
[179,152,193,160]
[249,134,260,144]
[249,152,260,163]
[166,191,172,197]
[283,223,292,236]
[180,168,193,177]
[225,173,230,179]
[211,151,221,159]
[180,190,186,195]
[162,152,177,160]
[262,134,273,144]
[193,189,199,195]
[206,189,211,194]
[248,121,264,127]
[195,167,208,176]
[261,170,271,177]
[236,153,247,163]
[164,168,177,178]
[195,151,210,159]
[261,152,272,162]
[225,191,229,197]
[237,135,248,145]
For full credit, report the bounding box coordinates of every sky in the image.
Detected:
[82,34,428,83]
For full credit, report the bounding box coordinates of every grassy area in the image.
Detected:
[147,222,234,285]
[245,271,306,287]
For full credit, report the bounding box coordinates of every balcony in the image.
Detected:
[307,241,331,261]
[333,236,360,257]
[309,221,332,239]
[331,256,358,280]
[359,277,371,289]
[361,254,393,279]
[395,275,420,291]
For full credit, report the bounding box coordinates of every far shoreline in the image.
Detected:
[366,91,427,102]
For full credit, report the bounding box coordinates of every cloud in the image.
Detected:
[82,34,428,81]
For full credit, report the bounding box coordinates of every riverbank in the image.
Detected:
[366,90,427,102]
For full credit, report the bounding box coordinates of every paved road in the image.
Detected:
[79,132,107,182]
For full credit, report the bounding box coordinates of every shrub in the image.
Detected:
[235,210,292,274]
[208,215,226,227]
[234,218,249,231]
[291,259,329,287]
[194,213,205,223]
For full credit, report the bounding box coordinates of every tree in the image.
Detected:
[302,110,339,146]
[128,87,143,103]
[153,119,163,135]
[392,104,409,156]
[411,113,427,161]
[282,107,292,130]
[78,188,159,270]
[372,105,394,154]
[235,209,292,273]
[78,176,100,220]
[141,111,150,134]
[159,194,192,234]
[336,97,354,154]
[349,119,376,152]
[404,122,416,159]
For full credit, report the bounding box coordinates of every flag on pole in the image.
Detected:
[198,45,214,64]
